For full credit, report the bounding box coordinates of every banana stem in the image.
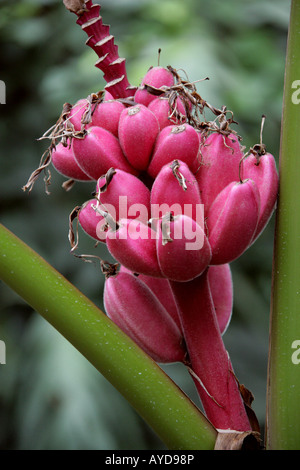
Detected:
[0,223,217,450]
[170,272,251,432]
[266,0,300,449]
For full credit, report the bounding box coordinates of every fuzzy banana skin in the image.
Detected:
[118,104,160,171]
[208,264,233,335]
[150,160,203,224]
[72,126,137,180]
[106,219,163,278]
[156,214,211,282]
[147,124,200,178]
[96,168,151,226]
[196,133,243,215]
[207,179,260,264]
[242,152,279,243]
[104,272,186,363]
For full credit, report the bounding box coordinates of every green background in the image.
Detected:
[0,0,290,449]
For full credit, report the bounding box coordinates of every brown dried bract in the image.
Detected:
[230,369,261,435]
[160,212,175,246]
[22,147,53,194]
[68,205,81,251]
[170,160,188,191]
[96,167,117,194]
[100,260,119,279]
[63,0,88,15]
[214,430,261,450]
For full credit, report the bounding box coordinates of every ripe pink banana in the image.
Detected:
[89,99,125,136]
[207,179,260,264]
[118,104,160,171]
[51,142,92,181]
[96,168,151,225]
[119,265,181,331]
[148,96,186,130]
[147,124,200,178]
[104,271,186,363]
[106,219,163,278]
[156,214,211,282]
[150,160,203,225]
[134,66,174,107]
[208,264,233,335]
[242,152,278,242]
[77,198,107,242]
[196,133,243,215]
[72,126,137,179]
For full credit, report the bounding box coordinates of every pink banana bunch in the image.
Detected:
[27,0,279,435]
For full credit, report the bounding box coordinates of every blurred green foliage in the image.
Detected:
[0,0,290,449]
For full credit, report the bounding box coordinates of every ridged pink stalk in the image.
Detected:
[66,0,136,98]
[170,271,251,431]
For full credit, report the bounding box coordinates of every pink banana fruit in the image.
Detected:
[72,126,137,179]
[104,271,186,363]
[51,142,92,181]
[195,132,243,215]
[120,264,233,336]
[106,219,163,278]
[147,124,200,178]
[134,66,175,107]
[77,198,107,242]
[156,214,211,282]
[118,104,160,171]
[208,264,233,335]
[148,96,187,130]
[242,151,278,242]
[88,99,126,136]
[119,265,181,331]
[207,179,260,265]
[150,160,203,225]
[96,168,151,225]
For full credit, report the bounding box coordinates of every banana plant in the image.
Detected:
[0,0,299,450]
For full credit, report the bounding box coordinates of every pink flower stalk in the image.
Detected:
[27,0,280,435]
[170,271,251,431]
[65,0,137,98]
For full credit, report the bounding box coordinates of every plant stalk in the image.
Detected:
[266,0,300,450]
[170,272,252,432]
[0,223,217,450]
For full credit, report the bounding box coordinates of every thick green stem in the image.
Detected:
[266,0,300,450]
[0,223,216,450]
